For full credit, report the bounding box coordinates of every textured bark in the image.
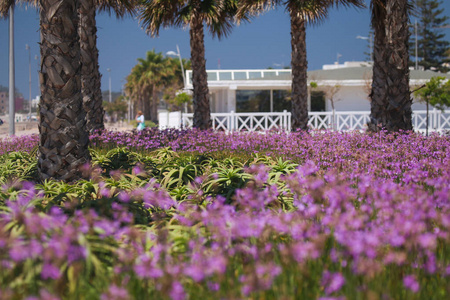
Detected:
[384,0,412,131]
[79,0,105,132]
[143,90,151,120]
[38,0,90,182]
[190,9,211,130]
[290,11,308,131]
[369,0,388,131]
[370,0,412,132]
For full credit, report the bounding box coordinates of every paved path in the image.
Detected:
[0,122,135,140]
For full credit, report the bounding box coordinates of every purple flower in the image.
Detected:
[403,275,420,292]
[418,233,437,250]
[9,242,29,262]
[169,281,186,300]
[100,284,130,300]
[322,271,346,295]
[41,263,61,280]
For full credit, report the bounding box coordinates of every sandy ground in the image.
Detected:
[0,122,135,140]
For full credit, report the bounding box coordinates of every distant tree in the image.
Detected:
[415,76,450,110]
[103,95,129,122]
[323,84,341,130]
[310,82,341,129]
[410,0,450,72]
[125,50,187,122]
[414,76,450,135]
[102,91,122,104]
[161,58,192,112]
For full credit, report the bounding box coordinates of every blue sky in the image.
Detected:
[1,0,449,100]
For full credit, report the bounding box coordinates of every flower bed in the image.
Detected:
[0,130,449,299]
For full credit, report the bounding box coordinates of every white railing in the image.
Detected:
[186,69,292,85]
[159,110,450,133]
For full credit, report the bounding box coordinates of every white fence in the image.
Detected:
[159,110,450,133]
[158,111,183,129]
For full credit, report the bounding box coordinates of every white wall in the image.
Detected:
[158,111,182,129]
[327,86,371,111]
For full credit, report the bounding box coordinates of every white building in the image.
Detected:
[32,96,40,108]
[184,62,450,113]
[159,63,450,132]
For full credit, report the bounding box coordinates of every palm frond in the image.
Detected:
[0,0,38,18]
[139,0,187,37]
[370,0,386,31]
[96,0,139,18]
[236,0,279,22]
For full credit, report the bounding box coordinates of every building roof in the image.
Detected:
[185,65,450,89]
[309,66,450,81]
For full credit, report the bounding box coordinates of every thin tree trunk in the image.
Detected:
[38,0,90,182]
[369,0,388,132]
[331,100,336,130]
[290,11,308,131]
[151,86,158,123]
[426,96,429,136]
[79,0,104,132]
[8,6,15,136]
[190,10,211,130]
[384,0,412,131]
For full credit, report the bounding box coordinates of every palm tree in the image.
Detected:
[368,0,387,132]
[1,0,136,134]
[237,0,364,131]
[1,1,90,181]
[37,0,90,181]
[139,0,241,130]
[369,0,412,132]
[126,50,179,122]
[79,0,136,132]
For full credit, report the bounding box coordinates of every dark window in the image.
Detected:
[311,91,326,112]
[236,90,292,113]
[236,90,270,112]
[273,90,291,112]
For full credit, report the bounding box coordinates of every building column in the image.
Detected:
[228,86,237,112]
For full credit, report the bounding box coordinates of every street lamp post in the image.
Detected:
[167,45,187,114]
[35,55,39,95]
[415,20,418,70]
[356,34,373,62]
[336,53,342,64]
[9,6,15,136]
[107,68,112,103]
[166,45,186,88]
[26,44,31,121]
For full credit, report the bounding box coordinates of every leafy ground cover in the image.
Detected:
[0,129,449,299]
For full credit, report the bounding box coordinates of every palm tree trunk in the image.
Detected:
[369,0,388,132]
[38,0,90,182]
[144,89,152,121]
[384,0,412,131]
[79,0,105,132]
[290,11,308,131]
[190,10,211,130]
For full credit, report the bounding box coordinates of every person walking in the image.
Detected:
[136,111,145,131]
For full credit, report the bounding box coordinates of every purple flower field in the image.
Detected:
[0,129,449,299]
